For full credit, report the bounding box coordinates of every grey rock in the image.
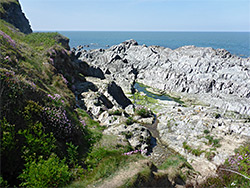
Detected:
[125,104,135,115]
[137,117,154,124]
[104,123,152,151]
[107,81,132,109]
[76,39,250,115]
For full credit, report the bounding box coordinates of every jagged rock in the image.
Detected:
[107,81,132,109]
[72,40,250,180]
[77,39,250,115]
[103,123,152,151]
[137,117,154,124]
[125,104,135,115]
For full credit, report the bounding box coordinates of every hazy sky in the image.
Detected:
[19,0,250,31]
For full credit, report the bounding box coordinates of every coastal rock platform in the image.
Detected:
[73,40,250,182]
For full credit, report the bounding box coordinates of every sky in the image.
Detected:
[19,0,250,32]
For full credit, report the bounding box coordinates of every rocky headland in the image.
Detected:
[76,39,250,116]
[1,0,249,186]
[72,39,250,182]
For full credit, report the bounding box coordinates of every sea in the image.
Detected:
[59,31,250,58]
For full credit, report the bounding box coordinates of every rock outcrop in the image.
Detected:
[72,40,250,182]
[76,39,250,116]
[48,47,155,152]
[0,0,32,34]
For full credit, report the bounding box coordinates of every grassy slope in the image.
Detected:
[0,19,88,187]
[0,19,147,188]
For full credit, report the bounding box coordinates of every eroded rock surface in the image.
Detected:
[76,39,250,115]
[72,40,250,182]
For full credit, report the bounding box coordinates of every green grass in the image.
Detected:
[108,109,122,116]
[205,135,221,148]
[183,142,205,157]
[133,92,158,105]
[158,154,193,184]
[132,82,185,110]
[159,154,188,170]
[201,144,250,187]
[23,32,60,49]
[0,18,89,187]
[121,166,152,188]
[67,135,142,188]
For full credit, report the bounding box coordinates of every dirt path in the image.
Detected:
[89,160,151,188]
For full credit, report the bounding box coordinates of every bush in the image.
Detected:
[18,122,56,162]
[19,154,71,188]
[203,129,210,134]
[0,118,22,186]
[108,109,122,116]
[0,176,9,187]
[126,117,134,125]
[66,142,79,167]
[135,105,151,118]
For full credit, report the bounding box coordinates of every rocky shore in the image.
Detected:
[72,40,250,182]
[2,0,249,186]
[75,39,250,115]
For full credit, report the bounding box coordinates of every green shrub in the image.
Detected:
[19,154,71,188]
[108,109,122,116]
[183,142,205,156]
[0,118,16,154]
[66,142,79,167]
[22,100,44,125]
[0,118,21,185]
[205,135,221,148]
[191,148,205,157]
[126,117,134,125]
[135,105,151,118]
[18,122,56,162]
[182,141,191,151]
[203,129,210,134]
[0,176,9,187]
[122,131,133,139]
[205,151,216,161]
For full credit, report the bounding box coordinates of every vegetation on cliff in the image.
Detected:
[0,19,90,187]
[0,18,146,187]
[1,1,249,187]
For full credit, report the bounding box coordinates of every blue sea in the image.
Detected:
[59,31,250,58]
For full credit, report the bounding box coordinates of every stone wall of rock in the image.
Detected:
[76,40,250,115]
[0,0,32,34]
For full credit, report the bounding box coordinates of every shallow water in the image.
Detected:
[134,83,173,101]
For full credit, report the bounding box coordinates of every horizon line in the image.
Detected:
[34,30,250,32]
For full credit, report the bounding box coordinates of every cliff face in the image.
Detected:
[0,0,32,34]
